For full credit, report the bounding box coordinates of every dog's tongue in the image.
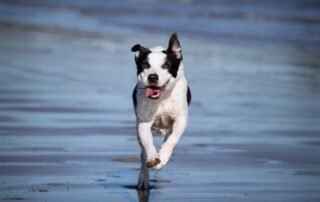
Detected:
[146,86,161,97]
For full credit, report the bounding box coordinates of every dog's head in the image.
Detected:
[131,33,183,100]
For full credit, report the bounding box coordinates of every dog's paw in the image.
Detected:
[153,155,169,170]
[153,154,169,171]
[146,157,161,168]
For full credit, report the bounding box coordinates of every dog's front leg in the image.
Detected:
[155,117,187,170]
[137,122,161,168]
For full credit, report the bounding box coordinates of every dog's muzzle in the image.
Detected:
[145,81,169,100]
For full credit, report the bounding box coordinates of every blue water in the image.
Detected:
[1,0,319,48]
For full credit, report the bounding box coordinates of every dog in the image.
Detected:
[131,33,191,189]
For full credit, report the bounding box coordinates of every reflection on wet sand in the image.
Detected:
[136,188,150,202]
[126,179,165,202]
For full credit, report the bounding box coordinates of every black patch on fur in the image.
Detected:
[165,52,181,78]
[132,84,138,109]
[131,44,151,75]
[163,33,183,78]
[187,86,191,106]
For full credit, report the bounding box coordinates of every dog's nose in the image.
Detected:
[148,74,159,83]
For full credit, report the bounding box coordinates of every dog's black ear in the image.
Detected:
[167,33,182,60]
[131,44,142,52]
[131,44,150,58]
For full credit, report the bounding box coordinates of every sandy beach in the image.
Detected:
[0,0,320,201]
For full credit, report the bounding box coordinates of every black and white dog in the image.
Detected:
[131,33,191,189]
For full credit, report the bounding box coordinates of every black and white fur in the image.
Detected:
[131,33,191,189]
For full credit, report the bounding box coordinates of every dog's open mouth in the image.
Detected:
[145,83,168,100]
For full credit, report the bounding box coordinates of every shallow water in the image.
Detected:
[0,0,320,201]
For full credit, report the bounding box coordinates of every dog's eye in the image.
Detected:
[142,62,150,69]
[162,63,170,69]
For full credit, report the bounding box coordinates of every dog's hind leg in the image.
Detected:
[137,151,149,189]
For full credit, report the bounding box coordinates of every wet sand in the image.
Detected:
[0,1,320,202]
